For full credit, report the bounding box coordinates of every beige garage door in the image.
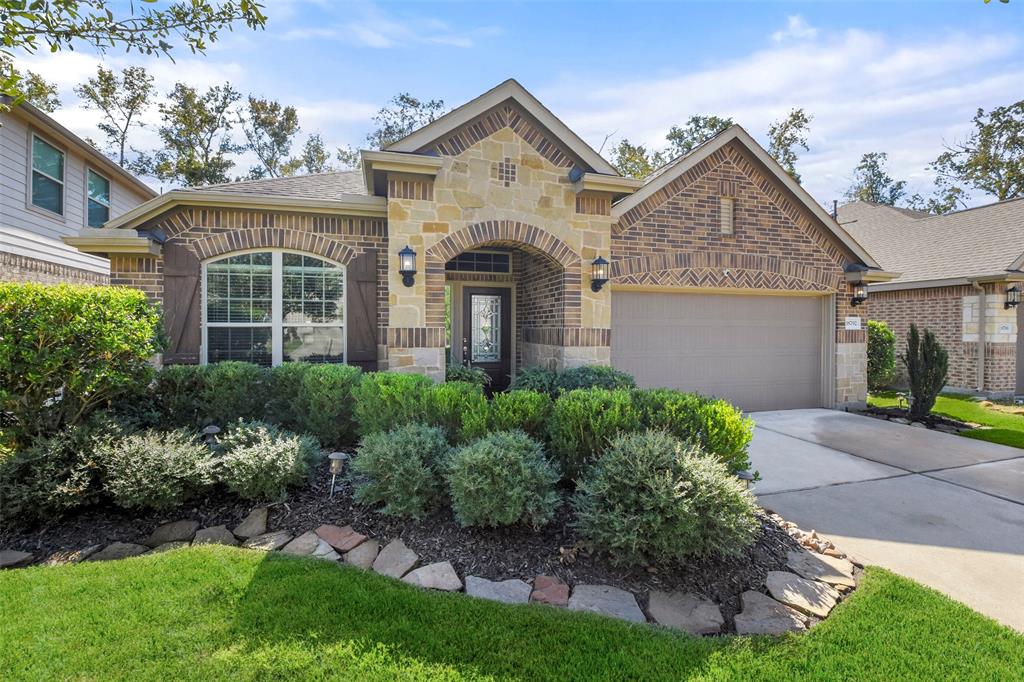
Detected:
[612,291,826,411]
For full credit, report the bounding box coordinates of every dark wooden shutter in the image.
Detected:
[347,249,379,371]
[162,241,202,364]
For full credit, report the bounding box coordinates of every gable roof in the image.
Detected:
[3,98,157,200]
[199,170,367,199]
[837,198,1024,289]
[384,79,619,176]
[612,125,882,269]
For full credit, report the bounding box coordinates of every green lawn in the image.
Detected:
[869,391,1024,449]
[1,546,1021,681]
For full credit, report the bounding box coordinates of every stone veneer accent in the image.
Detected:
[870,282,1017,395]
[1,251,108,286]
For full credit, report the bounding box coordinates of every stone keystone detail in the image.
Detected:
[402,561,462,591]
[372,539,418,578]
[568,585,646,623]
[766,571,839,618]
[733,590,807,635]
[647,591,724,635]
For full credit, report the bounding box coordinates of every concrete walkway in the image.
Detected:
[749,408,1024,631]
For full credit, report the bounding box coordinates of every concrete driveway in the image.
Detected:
[749,408,1024,631]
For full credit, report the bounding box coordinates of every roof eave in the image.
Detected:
[360,150,445,196]
[63,228,161,256]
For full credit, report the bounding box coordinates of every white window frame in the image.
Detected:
[85,167,112,228]
[201,249,347,367]
[28,132,66,217]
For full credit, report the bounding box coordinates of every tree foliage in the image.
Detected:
[844,152,907,205]
[74,65,154,167]
[610,139,666,179]
[767,108,812,182]
[337,92,446,169]
[1,57,61,111]
[240,96,301,178]
[296,133,334,174]
[931,101,1024,202]
[0,0,266,110]
[665,115,733,157]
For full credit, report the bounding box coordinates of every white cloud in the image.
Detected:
[772,15,818,43]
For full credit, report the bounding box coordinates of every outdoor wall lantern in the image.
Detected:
[850,283,868,307]
[398,245,417,287]
[1005,285,1020,310]
[591,255,609,292]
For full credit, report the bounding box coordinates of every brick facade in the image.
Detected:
[1,251,108,286]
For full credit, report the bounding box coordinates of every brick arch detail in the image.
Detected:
[423,220,583,329]
[191,228,356,265]
[610,251,840,292]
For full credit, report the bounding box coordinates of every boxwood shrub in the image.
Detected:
[154,365,208,428]
[425,381,487,443]
[553,365,636,393]
[216,420,320,501]
[292,364,362,447]
[353,372,433,436]
[547,388,642,479]
[445,430,560,529]
[267,362,314,429]
[486,390,553,442]
[572,430,759,566]
[201,361,269,425]
[350,423,451,519]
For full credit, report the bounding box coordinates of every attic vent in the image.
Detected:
[720,196,735,235]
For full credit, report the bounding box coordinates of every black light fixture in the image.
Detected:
[398,245,417,287]
[850,283,868,307]
[1006,285,1021,310]
[591,255,609,292]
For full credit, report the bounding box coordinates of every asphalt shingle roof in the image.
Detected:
[838,199,1024,285]
[192,170,367,199]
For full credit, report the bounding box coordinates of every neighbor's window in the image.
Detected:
[31,135,64,215]
[87,170,111,227]
[203,251,345,366]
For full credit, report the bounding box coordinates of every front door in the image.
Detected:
[462,287,512,391]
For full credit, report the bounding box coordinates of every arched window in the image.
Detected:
[203,251,346,366]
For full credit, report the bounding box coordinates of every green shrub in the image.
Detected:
[0,417,125,524]
[554,365,636,393]
[97,428,213,510]
[0,283,163,446]
[201,362,269,425]
[635,389,753,474]
[350,424,450,519]
[445,430,560,529]
[547,388,642,479]
[353,372,433,436]
[292,365,362,447]
[216,421,320,501]
[425,381,487,443]
[154,365,208,428]
[868,320,897,391]
[903,324,949,420]
[487,390,553,442]
[572,430,759,566]
[445,364,491,388]
[266,363,314,429]
[509,366,557,394]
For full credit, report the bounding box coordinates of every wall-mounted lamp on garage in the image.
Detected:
[398,245,417,287]
[591,255,609,292]
[1006,285,1020,310]
[850,283,868,307]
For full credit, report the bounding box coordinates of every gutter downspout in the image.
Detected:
[971,280,986,393]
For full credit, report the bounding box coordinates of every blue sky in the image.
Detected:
[17,1,1024,206]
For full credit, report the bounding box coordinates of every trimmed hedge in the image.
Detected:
[154,365,207,428]
[486,390,552,442]
[425,381,488,443]
[202,361,269,425]
[553,365,636,393]
[868,320,897,391]
[547,388,642,479]
[291,365,362,447]
[353,372,433,436]
[0,283,163,446]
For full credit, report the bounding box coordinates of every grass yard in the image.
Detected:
[1,546,1021,681]
[869,391,1024,449]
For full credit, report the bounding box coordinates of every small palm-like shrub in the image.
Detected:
[445,430,560,529]
[903,324,948,420]
[350,423,450,519]
[509,366,557,394]
[572,430,759,567]
[486,390,553,442]
[217,421,320,501]
[425,381,487,443]
[553,365,636,393]
[97,428,214,510]
[353,372,433,435]
[547,388,642,479]
[202,362,269,425]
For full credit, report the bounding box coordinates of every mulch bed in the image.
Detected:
[857,406,972,432]
[1,455,803,628]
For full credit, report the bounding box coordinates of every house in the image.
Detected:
[66,79,892,411]
[0,98,157,285]
[839,199,1023,397]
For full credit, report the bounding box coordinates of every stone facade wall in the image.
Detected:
[612,140,867,406]
[870,283,1017,395]
[1,251,109,285]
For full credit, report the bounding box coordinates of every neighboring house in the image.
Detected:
[68,80,891,411]
[0,98,157,284]
[839,199,1024,397]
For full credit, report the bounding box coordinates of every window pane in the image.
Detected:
[283,326,344,363]
[87,199,109,228]
[281,254,344,325]
[32,137,63,179]
[87,170,110,205]
[207,327,272,366]
[31,172,63,214]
